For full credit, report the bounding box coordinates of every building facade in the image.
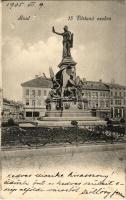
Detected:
[21,76,52,119]
[82,80,110,118]
[2,98,24,122]
[21,76,126,120]
[108,83,126,120]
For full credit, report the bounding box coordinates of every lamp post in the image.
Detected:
[33,95,35,121]
[71,120,78,146]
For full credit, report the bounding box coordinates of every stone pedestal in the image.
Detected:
[39,28,106,127]
[58,56,77,68]
[38,98,106,127]
[55,56,77,85]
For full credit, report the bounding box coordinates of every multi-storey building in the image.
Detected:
[0,88,2,107]
[82,80,110,118]
[21,76,126,120]
[0,88,3,122]
[2,98,24,122]
[107,82,126,120]
[21,76,52,119]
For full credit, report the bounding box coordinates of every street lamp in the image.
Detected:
[71,120,78,146]
[33,94,35,121]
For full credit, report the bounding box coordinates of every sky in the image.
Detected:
[2,1,126,101]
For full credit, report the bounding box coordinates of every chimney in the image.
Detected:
[83,78,86,82]
[43,73,47,79]
[111,78,115,84]
[35,75,39,78]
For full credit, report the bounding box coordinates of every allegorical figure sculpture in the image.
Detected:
[52,26,73,58]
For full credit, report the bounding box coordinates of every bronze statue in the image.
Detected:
[52,26,73,58]
[48,26,78,100]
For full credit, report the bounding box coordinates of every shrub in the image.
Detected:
[120,118,125,124]
[105,117,109,121]
[78,102,83,109]
[64,103,70,109]
[71,120,78,126]
[7,118,15,126]
[1,122,8,127]
[107,119,112,125]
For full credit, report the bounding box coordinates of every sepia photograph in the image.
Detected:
[1,0,126,199]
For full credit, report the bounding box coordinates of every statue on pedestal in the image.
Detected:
[52,26,73,58]
[40,25,101,123]
[48,25,85,109]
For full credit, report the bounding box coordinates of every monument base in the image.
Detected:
[36,119,106,127]
[58,56,77,68]
[45,109,92,117]
[38,100,106,127]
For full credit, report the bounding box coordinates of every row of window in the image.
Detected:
[25,89,47,96]
[26,89,126,98]
[111,108,124,118]
[111,99,126,106]
[82,91,109,97]
[115,99,121,106]
[88,100,110,108]
[25,99,111,107]
[26,89,126,97]
[111,91,126,97]
[26,111,40,117]
[26,99,45,106]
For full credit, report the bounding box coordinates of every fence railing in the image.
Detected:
[1,124,126,148]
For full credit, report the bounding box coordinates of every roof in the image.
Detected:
[105,83,126,89]
[3,98,23,107]
[21,76,52,88]
[82,81,110,91]
[21,76,126,91]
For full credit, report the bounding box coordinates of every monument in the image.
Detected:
[38,26,106,126]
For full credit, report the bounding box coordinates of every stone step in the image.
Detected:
[36,120,106,127]
[46,110,92,117]
[40,117,100,121]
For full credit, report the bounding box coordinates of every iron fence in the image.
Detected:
[1,124,126,148]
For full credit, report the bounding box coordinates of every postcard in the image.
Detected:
[1,0,126,199]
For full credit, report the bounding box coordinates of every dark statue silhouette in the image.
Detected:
[52,26,73,58]
[48,26,78,99]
